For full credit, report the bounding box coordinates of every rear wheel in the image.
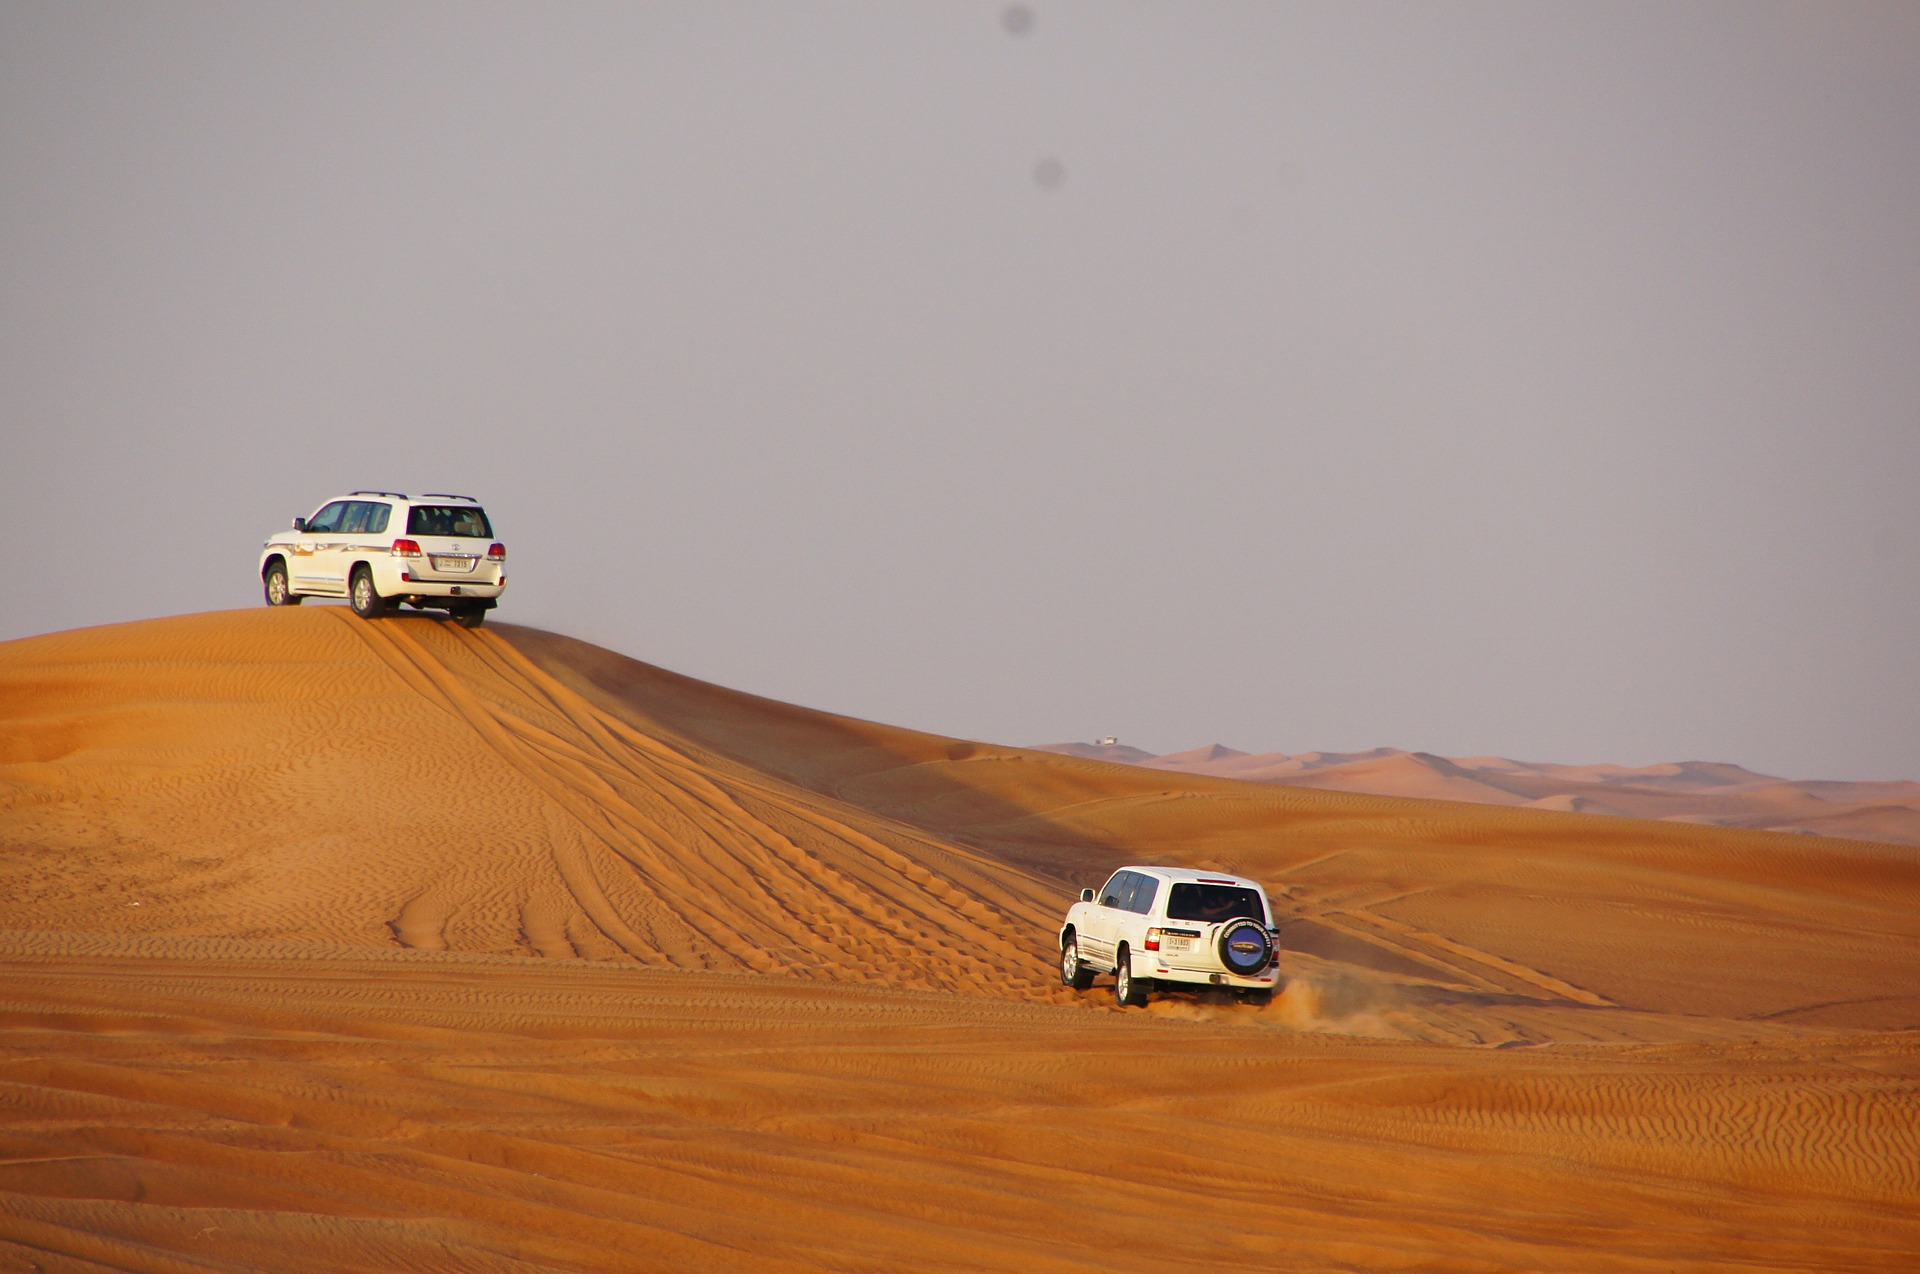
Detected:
[1113,946,1150,1008]
[1060,935,1094,991]
[349,566,390,619]
[1238,988,1274,1007]
[263,561,300,606]
[452,603,486,629]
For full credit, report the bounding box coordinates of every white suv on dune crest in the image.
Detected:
[259,491,506,627]
[1058,866,1282,1008]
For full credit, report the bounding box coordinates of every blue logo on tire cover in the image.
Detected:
[1221,920,1269,972]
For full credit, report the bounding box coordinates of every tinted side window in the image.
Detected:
[340,501,392,535]
[1112,872,1156,914]
[1098,872,1126,908]
[306,501,349,533]
[1129,875,1159,915]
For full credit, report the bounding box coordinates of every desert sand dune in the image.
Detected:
[1037,741,1920,845]
[3,609,1919,1270]
[0,609,1067,995]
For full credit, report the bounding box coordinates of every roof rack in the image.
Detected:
[350,490,409,500]
[419,493,478,502]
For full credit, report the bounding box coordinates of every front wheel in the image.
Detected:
[349,567,390,619]
[263,561,300,606]
[1060,936,1094,991]
[1113,948,1150,1008]
[452,603,486,629]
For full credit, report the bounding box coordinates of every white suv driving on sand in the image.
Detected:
[259,492,506,627]
[1058,866,1281,1007]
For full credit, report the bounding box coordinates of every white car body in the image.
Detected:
[1057,865,1282,1006]
[258,491,506,622]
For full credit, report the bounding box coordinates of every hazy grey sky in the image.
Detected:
[4,3,1917,780]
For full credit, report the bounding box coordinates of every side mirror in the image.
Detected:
[1079,888,1094,903]
[291,517,307,532]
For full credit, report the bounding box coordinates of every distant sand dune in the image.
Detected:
[3,609,1919,1271]
[1036,740,1920,845]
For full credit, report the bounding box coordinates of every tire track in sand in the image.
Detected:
[345,615,795,971]
[457,625,1067,993]
[338,614,1059,995]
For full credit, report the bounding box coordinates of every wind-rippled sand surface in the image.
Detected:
[2,609,1917,1271]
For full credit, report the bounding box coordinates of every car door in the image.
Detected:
[316,500,374,593]
[289,500,350,593]
[1112,873,1159,968]
[1081,870,1129,969]
[405,502,493,584]
[335,500,393,584]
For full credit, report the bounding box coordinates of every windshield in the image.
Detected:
[407,505,492,538]
[1166,883,1267,925]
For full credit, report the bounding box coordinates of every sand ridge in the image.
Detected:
[3,608,1919,1270]
[1039,741,1920,845]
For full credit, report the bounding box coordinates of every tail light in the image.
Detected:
[390,539,422,558]
[487,543,506,561]
[1144,928,1164,952]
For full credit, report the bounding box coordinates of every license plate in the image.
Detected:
[1164,936,1194,954]
[431,555,476,573]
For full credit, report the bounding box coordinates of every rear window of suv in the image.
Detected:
[407,505,491,538]
[1166,883,1266,925]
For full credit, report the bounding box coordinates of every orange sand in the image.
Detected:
[2,608,1917,1270]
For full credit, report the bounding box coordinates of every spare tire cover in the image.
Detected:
[1218,919,1273,975]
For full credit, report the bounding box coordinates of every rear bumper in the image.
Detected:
[1147,963,1278,989]
[376,560,504,599]
[392,579,504,599]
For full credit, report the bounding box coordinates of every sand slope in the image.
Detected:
[3,609,1919,1270]
[0,609,1064,995]
[1039,741,1920,845]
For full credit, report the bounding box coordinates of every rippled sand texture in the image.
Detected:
[2,608,1918,1271]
